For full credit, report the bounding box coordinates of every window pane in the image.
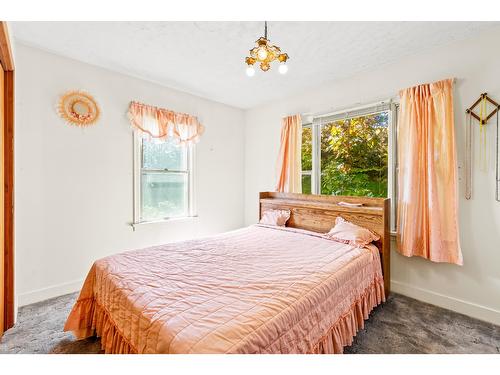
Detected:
[141,172,188,220]
[302,174,312,194]
[142,138,187,171]
[301,126,312,171]
[320,112,388,197]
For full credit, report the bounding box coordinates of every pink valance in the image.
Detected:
[128,101,204,144]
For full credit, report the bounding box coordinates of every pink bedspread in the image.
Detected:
[65,225,384,354]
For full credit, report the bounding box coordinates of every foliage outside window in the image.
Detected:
[321,113,388,197]
[301,108,392,199]
[301,126,313,194]
[136,137,194,223]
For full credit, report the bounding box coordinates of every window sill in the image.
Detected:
[131,215,198,230]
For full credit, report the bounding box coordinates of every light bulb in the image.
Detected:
[246,66,255,77]
[257,47,268,60]
[278,63,288,75]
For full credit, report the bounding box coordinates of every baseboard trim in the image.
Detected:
[391,280,500,325]
[17,279,84,307]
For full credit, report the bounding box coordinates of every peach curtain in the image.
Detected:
[276,115,302,193]
[397,78,463,265]
[128,101,204,144]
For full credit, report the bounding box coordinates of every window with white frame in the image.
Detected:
[301,102,397,231]
[134,134,195,223]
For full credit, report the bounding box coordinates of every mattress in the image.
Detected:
[65,224,385,354]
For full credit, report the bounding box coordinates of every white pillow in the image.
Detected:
[259,209,291,227]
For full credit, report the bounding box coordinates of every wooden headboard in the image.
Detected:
[259,192,390,296]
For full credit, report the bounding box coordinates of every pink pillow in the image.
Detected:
[259,209,291,227]
[325,216,380,247]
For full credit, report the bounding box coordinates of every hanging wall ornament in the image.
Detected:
[57,90,100,127]
[465,93,500,201]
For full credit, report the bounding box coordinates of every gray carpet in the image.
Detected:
[1,292,499,354]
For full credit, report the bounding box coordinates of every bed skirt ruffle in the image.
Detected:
[65,277,384,354]
[64,297,137,354]
[310,277,385,354]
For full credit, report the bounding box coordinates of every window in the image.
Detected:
[301,125,313,194]
[134,135,195,223]
[301,102,397,231]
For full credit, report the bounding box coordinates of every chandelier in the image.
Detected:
[245,21,289,76]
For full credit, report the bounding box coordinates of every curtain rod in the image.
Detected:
[299,78,456,120]
[301,97,397,121]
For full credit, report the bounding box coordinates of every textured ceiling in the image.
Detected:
[10,21,500,109]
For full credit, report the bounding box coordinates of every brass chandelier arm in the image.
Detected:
[244,21,289,72]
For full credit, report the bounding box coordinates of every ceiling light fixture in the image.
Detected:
[245,21,289,76]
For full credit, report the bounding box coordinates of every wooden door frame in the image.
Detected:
[0,21,14,333]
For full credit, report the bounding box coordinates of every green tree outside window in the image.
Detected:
[301,112,388,198]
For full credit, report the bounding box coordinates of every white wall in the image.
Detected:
[15,43,245,306]
[14,27,500,325]
[244,27,500,324]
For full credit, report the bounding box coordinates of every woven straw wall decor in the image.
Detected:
[57,90,100,127]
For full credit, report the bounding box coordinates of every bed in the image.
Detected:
[64,192,390,354]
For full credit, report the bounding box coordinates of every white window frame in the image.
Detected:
[302,101,398,233]
[132,132,196,226]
